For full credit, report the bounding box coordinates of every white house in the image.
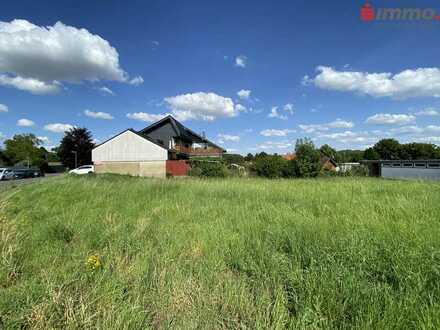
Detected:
[92,129,168,178]
[92,115,225,178]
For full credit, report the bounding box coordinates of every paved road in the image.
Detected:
[0,173,63,189]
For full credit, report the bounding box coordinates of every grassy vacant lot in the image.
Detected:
[1,175,440,329]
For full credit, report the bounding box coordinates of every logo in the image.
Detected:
[360,1,440,22]
[360,1,375,22]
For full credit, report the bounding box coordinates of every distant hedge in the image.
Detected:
[188,160,228,178]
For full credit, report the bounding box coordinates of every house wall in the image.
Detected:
[95,161,166,178]
[92,130,168,162]
[92,130,168,178]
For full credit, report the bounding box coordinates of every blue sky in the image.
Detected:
[1,0,440,154]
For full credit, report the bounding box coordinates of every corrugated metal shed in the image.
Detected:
[362,160,440,181]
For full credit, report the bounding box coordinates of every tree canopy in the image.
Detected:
[295,138,321,177]
[365,139,440,160]
[223,153,245,165]
[3,134,47,168]
[58,127,95,169]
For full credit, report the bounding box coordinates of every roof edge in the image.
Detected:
[138,115,226,152]
[93,128,168,150]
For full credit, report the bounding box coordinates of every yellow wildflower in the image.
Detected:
[86,254,102,270]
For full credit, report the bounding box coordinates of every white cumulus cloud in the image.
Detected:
[0,74,60,94]
[415,107,438,116]
[365,113,416,125]
[164,92,237,121]
[257,140,294,150]
[268,106,287,120]
[317,130,377,145]
[0,19,140,94]
[96,86,114,95]
[299,119,354,133]
[129,76,144,86]
[235,55,247,68]
[326,119,354,129]
[37,136,50,144]
[218,134,240,143]
[126,112,169,122]
[84,109,114,120]
[283,103,294,115]
[237,89,251,99]
[260,129,295,137]
[0,103,8,112]
[306,66,440,99]
[235,104,247,112]
[17,118,35,126]
[44,123,74,133]
[389,126,424,135]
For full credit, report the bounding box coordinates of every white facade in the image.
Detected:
[92,130,168,162]
[339,163,361,173]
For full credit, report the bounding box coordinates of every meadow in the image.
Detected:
[1,175,440,329]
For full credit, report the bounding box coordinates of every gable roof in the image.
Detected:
[138,115,225,151]
[320,155,338,167]
[93,128,167,150]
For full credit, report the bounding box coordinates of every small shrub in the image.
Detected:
[188,166,203,177]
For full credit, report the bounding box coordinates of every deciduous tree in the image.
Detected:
[3,134,45,167]
[294,138,321,177]
[373,139,401,160]
[58,127,94,169]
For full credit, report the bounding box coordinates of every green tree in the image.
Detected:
[3,134,46,167]
[373,139,401,160]
[244,153,254,162]
[254,155,289,178]
[399,143,438,160]
[58,127,94,169]
[320,144,338,162]
[254,152,268,160]
[0,148,10,165]
[294,138,321,177]
[336,149,364,163]
[363,147,379,160]
[223,153,245,165]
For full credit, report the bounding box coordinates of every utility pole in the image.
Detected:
[72,151,78,169]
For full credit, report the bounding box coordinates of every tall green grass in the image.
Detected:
[1,175,440,329]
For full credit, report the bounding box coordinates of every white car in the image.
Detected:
[0,168,14,181]
[69,165,95,175]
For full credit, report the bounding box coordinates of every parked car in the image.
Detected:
[0,168,15,181]
[69,165,95,175]
[11,168,44,179]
